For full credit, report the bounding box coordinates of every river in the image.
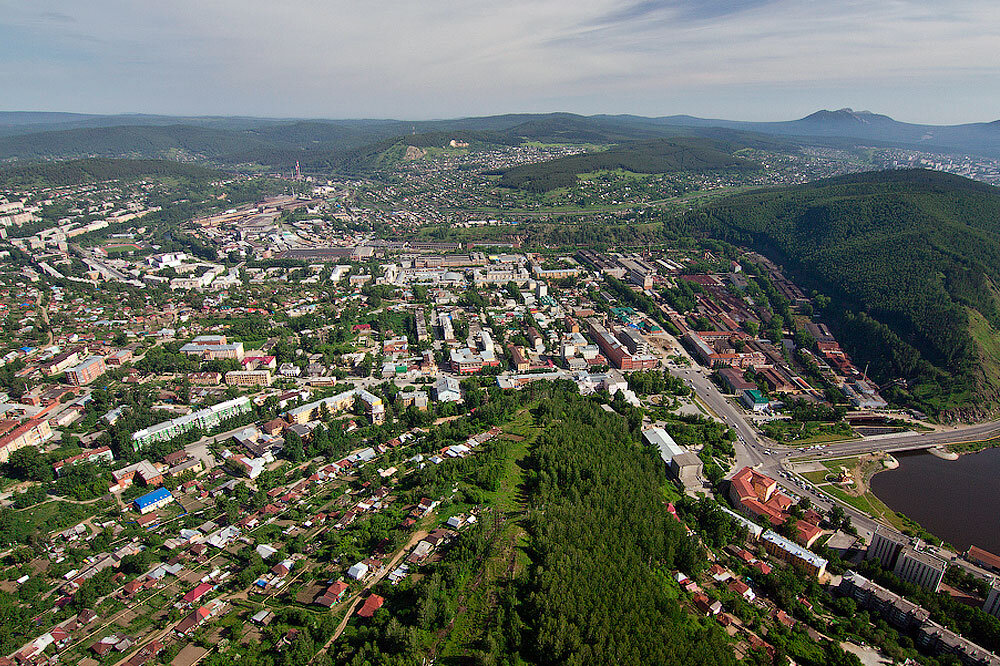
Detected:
[869,448,1000,553]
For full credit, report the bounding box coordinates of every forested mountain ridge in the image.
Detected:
[690,169,1000,419]
[500,137,758,192]
[0,158,221,188]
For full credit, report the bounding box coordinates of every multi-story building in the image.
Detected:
[225,370,273,387]
[729,466,823,546]
[382,337,409,355]
[895,549,948,593]
[867,528,905,567]
[508,345,529,372]
[284,389,384,425]
[180,341,245,361]
[617,327,650,356]
[131,397,252,450]
[66,356,106,386]
[983,584,1000,619]
[866,528,947,592]
[761,530,828,579]
[53,446,114,476]
[40,347,84,376]
[840,571,1000,666]
[433,377,462,403]
[241,355,277,371]
[585,318,657,371]
[105,348,134,366]
[397,391,429,411]
[113,459,163,488]
[0,419,53,464]
[134,488,174,514]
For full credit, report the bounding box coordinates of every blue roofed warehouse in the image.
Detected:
[134,487,173,514]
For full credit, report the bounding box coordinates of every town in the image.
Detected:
[2,150,1000,666]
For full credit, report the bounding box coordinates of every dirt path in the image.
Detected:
[424,512,507,661]
[311,528,430,662]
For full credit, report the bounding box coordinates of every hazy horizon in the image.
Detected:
[0,107,995,128]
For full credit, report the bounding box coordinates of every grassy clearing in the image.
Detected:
[436,408,539,661]
[801,470,831,484]
[821,457,861,470]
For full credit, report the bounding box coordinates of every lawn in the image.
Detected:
[801,470,832,484]
[15,500,95,537]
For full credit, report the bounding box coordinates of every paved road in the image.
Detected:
[793,420,1000,461]
[665,361,1000,544]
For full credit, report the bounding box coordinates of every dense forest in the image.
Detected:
[690,169,1000,419]
[332,387,735,665]
[499,138,758,192]
[518,396,732,665]
[0,158,221,188]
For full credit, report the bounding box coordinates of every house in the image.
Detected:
[347,562,369,580]
[271,560,294,576]
[90,634,129,656]
[251,609,273,625]
[693,593,722,616]
[357,593,385,618]
[124,639,163,666]
[727,579,756,602]
[175,606,212,635]
[315,580,350,607]
[181,582,213,605]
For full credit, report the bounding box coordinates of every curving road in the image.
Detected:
[667,360,1000,545]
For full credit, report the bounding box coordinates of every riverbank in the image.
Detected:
[794,453,936,541]
[869,448,1000,553]
[947,434,1000,456]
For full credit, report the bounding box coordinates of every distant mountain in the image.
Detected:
[1,109,999,170]
[655,108,1000,157]
[0,112,102,128]
[693,169,1000,419]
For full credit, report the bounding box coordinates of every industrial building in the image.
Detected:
[641,427,702,487]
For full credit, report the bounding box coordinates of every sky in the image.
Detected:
[1,0,998,123]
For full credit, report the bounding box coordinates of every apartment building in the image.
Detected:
[0,419,53,464]
[867,528,947,592]
[66,356,106,386]
[131,397,252,450]
[225,370,273,387]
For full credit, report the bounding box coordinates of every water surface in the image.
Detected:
[870,448,1000,553]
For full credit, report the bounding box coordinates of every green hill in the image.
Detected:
[302,130,515,174]
[692,169,1000,419]
[0,158,222,188]
[500,138,758,192]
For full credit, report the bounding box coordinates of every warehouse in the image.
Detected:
[134,488,174,515]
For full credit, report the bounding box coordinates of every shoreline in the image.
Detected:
[864,447,1000,551]
[864,453,949,547]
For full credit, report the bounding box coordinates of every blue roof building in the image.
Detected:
[134,487,173,514]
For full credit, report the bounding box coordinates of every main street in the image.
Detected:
[665,360,1000,545]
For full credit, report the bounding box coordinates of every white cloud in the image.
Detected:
[0,0,998,122]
